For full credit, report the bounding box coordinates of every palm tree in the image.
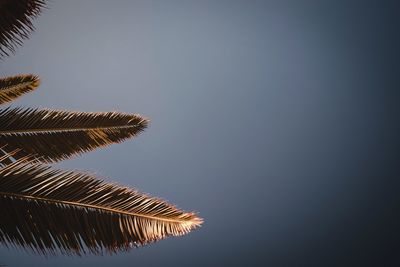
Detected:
[0,0,202,256]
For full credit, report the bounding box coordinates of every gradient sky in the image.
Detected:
[1,0,399,266]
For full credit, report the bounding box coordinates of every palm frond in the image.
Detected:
[0,74,40,104]
[0,107,149,163]
[0,0,46,58]
[0,159,202,255]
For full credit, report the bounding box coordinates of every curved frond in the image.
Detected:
[0,0,46,58]
[0,107,149,163]
[0,160,202,255]
[0,74,40,104]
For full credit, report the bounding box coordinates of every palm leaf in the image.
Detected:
[0,107,149,163]
[0,159,202,255]
[0,0,46,58]
[0,74,40,104]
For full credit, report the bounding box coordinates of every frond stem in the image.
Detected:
[0,124,144,135]
[0,191,194,224]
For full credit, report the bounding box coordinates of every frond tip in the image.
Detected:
[0,107,149,162]
[0,160,203,255]
[0,0,47,58]
[0,74,40,104]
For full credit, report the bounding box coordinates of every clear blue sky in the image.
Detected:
[1,0,399,266]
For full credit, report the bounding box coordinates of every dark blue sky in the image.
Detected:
[1,0,399,266]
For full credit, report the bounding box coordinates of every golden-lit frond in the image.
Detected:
[0,107,149,163]
[0,74,40,104]
[0,159,202,255]
[0,0,47,58]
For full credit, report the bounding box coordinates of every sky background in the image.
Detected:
[1,0,399,266]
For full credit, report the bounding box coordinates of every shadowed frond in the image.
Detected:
[0,159,202,255]
[0,74,40,104]
[0,0,46,58]
[0,107,149,163]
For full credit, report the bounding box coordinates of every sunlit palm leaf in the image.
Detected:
[0,0,46,58]
[0,107,148,163]
[0,74,40,104]
[0,159,202,255]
